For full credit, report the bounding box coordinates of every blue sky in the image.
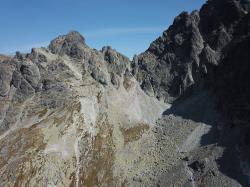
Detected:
[0,0,206,58]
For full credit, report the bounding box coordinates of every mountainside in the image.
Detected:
[0,0,250,186]
[133,0,250,102]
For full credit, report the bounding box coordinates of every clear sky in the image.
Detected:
[0,0,206,58]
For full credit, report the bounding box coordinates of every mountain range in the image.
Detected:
[0,0,250,186]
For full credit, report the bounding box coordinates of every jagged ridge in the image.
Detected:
[0,0,250,186]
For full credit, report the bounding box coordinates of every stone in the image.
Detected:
[48,31,85,58]
[110,72,119,88]
[20,63,41,88]
[91,68,108,85]
[11,70,22,88]
[0,64,14,97]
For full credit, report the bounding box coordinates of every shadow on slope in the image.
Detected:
[162,86,249,186]
[163,87,220,145]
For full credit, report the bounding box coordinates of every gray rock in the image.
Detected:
[132,0,249,103]
[48,31,85,59]
[141,78,154,97]
[11,70,22,88]
[91,68,107,85]
[110,72,119,88]
[0,64,14,97]
[20,63,40,88]
[15,51,25,61]
[42,79,54,90]
[18,79,35,98]
[29,48,48,63]
[102,46,130,76]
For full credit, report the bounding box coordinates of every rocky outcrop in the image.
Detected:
[49,31,86,59]
[0,63,14,97]
[101,46,130,87]
[132,10,204,102]
[132,0,249,103]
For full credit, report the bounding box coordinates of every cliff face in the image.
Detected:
[133,0,250,102]
[0,0,250,186]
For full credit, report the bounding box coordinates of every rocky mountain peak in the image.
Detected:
[133,0,250,103]
[1,0,250,186]
[101,46,130,65]
[48,31,86,58]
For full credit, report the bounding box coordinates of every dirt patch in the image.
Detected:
[0,123,46,186]
[53,115,67,126]
[120,123,150,144]
[70,102,81,113]
[78,114,117,186]
[36,108,48,118]
[123,78,134,91]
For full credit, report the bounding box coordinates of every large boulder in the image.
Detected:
[20,62,40,88]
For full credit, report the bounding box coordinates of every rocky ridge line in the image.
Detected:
[0,0,250,186]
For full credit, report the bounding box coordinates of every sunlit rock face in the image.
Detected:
[0,32,171,186]
[1,0,250,186]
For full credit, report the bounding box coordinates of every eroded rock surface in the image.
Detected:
[132,0,249,103]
